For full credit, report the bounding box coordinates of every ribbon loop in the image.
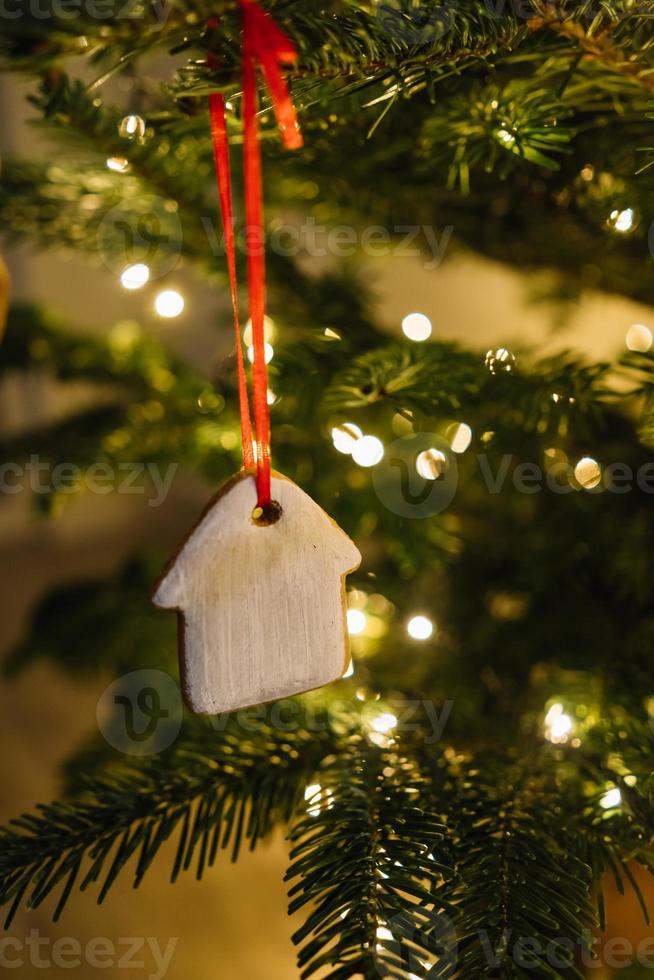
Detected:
[208,1,301,507]
[241,0,303,150]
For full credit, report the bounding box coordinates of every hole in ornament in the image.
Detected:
[251,500,283,526]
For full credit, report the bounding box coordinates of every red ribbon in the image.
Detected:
[208,1,302,507]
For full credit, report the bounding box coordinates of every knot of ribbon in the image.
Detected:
[208,0,302,509]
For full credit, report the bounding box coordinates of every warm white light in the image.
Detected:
[449,422,473,454]
[407,615,434,641]
[609,208,635,233]
[626,323,653,353]
[574,456,601,490]
[600,787,621,810]
[331,423,363,455]
[119,114,146,140]
[352,435,384,467]
[376,926,394,942]
[496,128,516,147]
[266,389,277,406]
[106,156,129,173]
[402,312,432,342]
[544,703,573,744]
[370,712,397,734]
[243,315,275,346]
[154,289,185,318]
[247,343,274,364]
[346,609,367,635]
[304,782,322,817]
[120,263,150,290]
[415,448,447,480]
[485,347,516,374]
[343,660,354,678]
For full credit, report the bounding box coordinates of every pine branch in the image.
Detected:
[433,753,598,978]
[324,341,612,442]
[0,717,331,926]
[286,735,455,980]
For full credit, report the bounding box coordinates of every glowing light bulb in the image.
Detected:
[120,263,150,290]
[402,312,432,342]
[544,703,573,744]
[626,323,653,353]
[600,787,621,810]
[331,423,363,455]
[154,289,185,318]
[574,456,601,490]
[370,712,397,734]
[266,389,277,406]
[496,128,516,147]
[407,615,434,641]
[342,660,354,678]
[352,435,384,467]
[346,609,367,635]
[449,422,472,454]
[485,347,516,374]
[243,315,275,346]
[304,783,322,817]
[608,208,635,233]
[415,448,448,480]
[119,114,146,140]
[106,156,129,173]
[247,343,274,364]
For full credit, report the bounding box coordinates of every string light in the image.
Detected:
[544,703,573,744]
[608,208,635,233]
[407,615,434,641]
[496,128,516,147]
[370,712,397,734]
[415,448,448,480]
[626,323,653,353]
[120,263,149,290]
[304,783,333,818]
[574,456,601,490]
[243,315,275,346]
[485,347,516,374]
[346,609,367,635]
[154,289,185,318]
[247,343,274,364]
[106,156,129,173]
[402,312,432,342]
[600,787,621,810]
[352,435,384,467]
[331,422,363,455]
[119,114,146,141]
[448,422,472,454]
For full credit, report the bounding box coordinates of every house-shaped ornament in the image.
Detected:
[153,470,361,714]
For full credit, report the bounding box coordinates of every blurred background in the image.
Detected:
[2,67,654,978]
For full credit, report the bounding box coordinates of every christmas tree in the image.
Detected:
[3,2,654,977]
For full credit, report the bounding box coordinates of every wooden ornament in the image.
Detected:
[153,470,361,714]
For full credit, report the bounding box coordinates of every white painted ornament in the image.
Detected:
[153,470,361,714]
